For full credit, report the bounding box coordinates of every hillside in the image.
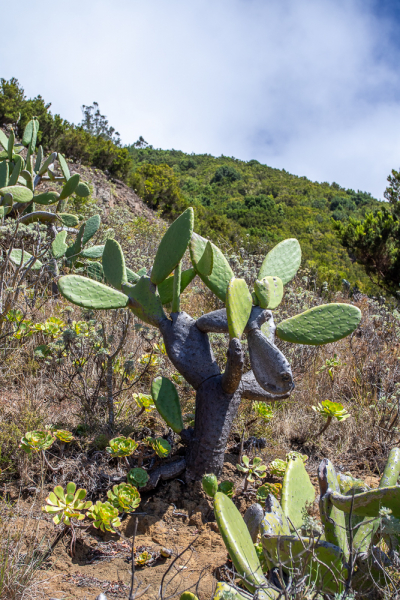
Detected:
[128,146,381,292]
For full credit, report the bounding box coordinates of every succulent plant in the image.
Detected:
[312,399,351,436]
[136,550,153,566]
[57,207,362,481]
[257,482,282,501]
[237,456,267,490]
[52,429,74,443]
[269,459,287,478]
[107,483,141,513]
[133,393,155,412]
[20,430,55,454]
[218,480,234,498]
[87,501,122,532]
[145,436,171,458]
[127,467,150,488]
[252,401,274,421]
[42,482,92,526]
[106,436,138,458]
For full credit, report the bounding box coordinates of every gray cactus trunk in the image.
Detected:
[158,308,294,481]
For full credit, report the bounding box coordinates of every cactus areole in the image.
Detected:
[58,207,362,481]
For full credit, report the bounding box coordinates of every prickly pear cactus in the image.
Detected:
[254,276,283,309]
[202,473,218,497]
[190,233,234,301]
[226,278,252,339]
[258,238,301,284]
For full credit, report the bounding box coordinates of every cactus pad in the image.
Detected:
[75,182,90,197]
[380,447,400,487]
[151,376,184,433]
[58,275,129,309]
[58,153,70,180]
[158,268,196,305]
[33,191,59,205]
[202,474,218,497]
[59,213,79,227]
[258,238,301,284]
[254,277,283,309]
[80,245,105,259]
[151,207,194,285]
[196,240,213,277]
[329,486,400,518]
[276,303,361,345]
[59,173,80,200]
[213,492,266,593]
[226,278,253,340]
[102,239,127,290]
[281,456,315,530]
[0,185,33,203]
[260,494,291,537]
[190,233,234,302]
[318,459,349,559]
[9,249,42,270]
[122,277,165,327]
[52,231,68,259]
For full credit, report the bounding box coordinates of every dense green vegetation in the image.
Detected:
[128,146,382,291]
[1,77,388,292]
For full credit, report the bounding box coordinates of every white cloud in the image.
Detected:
[2,0,400,197]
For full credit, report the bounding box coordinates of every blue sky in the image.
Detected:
[3,0,400,198]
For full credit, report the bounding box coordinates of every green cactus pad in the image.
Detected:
[260,494,290,537]
[0,161,8,188]
[196,240,214,277]
[58,173,80,200]
[213,492,266,593]
[281,456,315,530]
[258,238,301,284]
[51,231,68,259]
[9,249,42,270]
[122,277,165,327]
[59,213,79,227]
[80,245,105,259]
[35,146,43,173]
[276,303,361,345]
[58,275,129,310]
[151,376,184,433]
[202,474,218,497]
[380,448,400,487]
[319,460,349,560]
[0,129,8,150]
[33,191,59,205]
[330,486,400,519]
[213,582,277,600]
[0,185,33,203]
[75,182,90,197]
[180,593,199,600]
[81,214,100,246]
[126,268,140,283]
[226,278,253,340]
[190,233,234,302]
[38,152,57,176]
[262,536,346,594]
[87,261,104,282]
[158,268,196,305]
[102,239,127,290]
[151,208,194,285]
[8,156,23,185]
[22,119,35,146]
[254,277,283,310]
[58,153,70,180]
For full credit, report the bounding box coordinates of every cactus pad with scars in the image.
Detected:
[260,493,291,537]
[281,456,315,530]
[276,303,361,345]
[122,277,165,327]
[151,207,194,285]
[318,459,349,560]
[261,536,347,594]
[151,376,184,433]
[258,238,301,284]
[75,182,90,197]
[190,233,234,302]
[158,267,196,305]
[226,278,253,340]
[213,492,266,593]
[58,275,129,309]
[102,239,127,290]
[0,185,33,203]
[379,447,400,488]
[254,277,283,310]
[329,486,400,519]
